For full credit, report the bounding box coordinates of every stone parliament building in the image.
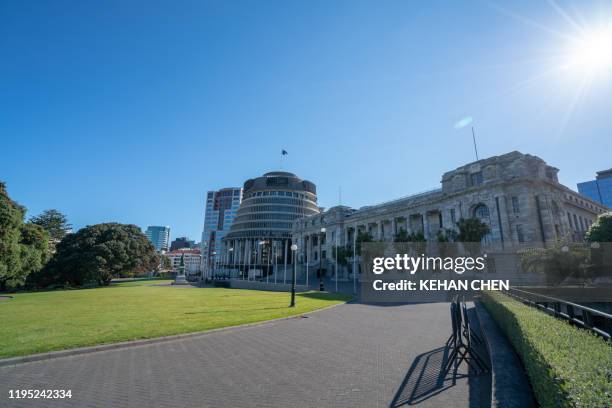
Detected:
[290,151,607,280]
[219,151,607,281]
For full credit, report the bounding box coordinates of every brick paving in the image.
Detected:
[0,302,490,408]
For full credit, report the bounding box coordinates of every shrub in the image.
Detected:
[481,291,611,408]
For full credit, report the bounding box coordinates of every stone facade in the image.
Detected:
[291,151,608,280]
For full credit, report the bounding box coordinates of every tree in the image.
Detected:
[32,223,160,288]
[355,230,374,256]
[332,245,353,266]
[456,218,490,243]
[436,228,457,243]
[0,182,50,290]
[30,209,71,245]
[585,212,612,243]
[394,228,426,243]
[160,254,172,270]
[519,241,589,285]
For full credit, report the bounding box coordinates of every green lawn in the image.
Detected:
[0,280,351,359]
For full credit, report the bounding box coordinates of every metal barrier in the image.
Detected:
[506,288,612,340]
[445,296,489,375]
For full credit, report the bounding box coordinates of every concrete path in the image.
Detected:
[0,302,490,408]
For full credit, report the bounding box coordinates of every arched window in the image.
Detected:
[473,204,489,219]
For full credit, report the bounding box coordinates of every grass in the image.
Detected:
[0,280,351,359]
[481,291,612,408]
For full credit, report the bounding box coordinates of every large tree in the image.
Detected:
[0,182,49,290]
[33,223,160,287]
[519,241,589,285]
[585,212,612,243]
[30,209,71,244]
[456,217,490,243]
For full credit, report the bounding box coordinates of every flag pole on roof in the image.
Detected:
[454,116,479,161]
[280,149,288,169]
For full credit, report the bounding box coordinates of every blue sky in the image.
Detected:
[1,0,611,241]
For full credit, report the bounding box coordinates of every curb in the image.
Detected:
[0,298,350,368]
[474,301,536,408]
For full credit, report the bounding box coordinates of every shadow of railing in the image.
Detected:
[390,345,466,406]
[390,305,492,407]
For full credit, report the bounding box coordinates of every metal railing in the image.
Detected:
[506,288,612,340]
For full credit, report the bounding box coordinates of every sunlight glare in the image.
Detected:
[566,25,612,76]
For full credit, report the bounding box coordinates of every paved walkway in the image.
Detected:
[0,302,490,408]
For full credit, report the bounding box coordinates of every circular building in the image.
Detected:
[218,171,319,278]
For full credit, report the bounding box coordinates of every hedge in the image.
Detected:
[481,291,611,408]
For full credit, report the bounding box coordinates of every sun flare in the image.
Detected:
[566,25,612,76]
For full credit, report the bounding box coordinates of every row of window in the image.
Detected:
[566,194,605,213]
[230,221,294,230]
[567,212,593,232]
[234,212,298,222]
[243,196,319,209]
[243,190,316,201]
[238,205,319,215]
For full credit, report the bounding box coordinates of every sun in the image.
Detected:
[565,25,612,76]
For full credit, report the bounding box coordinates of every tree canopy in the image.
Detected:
[30,209,71,243]
[0,182,49,290]
[585,212,612,243]
[456,217,491,243]
[519,241,589,285]
[32,223,160,287]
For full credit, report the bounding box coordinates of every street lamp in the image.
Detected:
[211,251,217,279]
[319,227,326,291]
[258,240,266,281]
[201,242,208,281]
[290,243,298,307]
[228,247,234,278]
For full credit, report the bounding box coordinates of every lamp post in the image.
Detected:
[290,243,298,307]
[211,251,217,279]
[258,240,265,281]
[228,247,234,278]
[319,227,326,291]
[201,242,208,282]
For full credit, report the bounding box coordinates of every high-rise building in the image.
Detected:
[578,169,612,208]
[170,236,196,251]
[201,187,243,273]
[145,226,170,252]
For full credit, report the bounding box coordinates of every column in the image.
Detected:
[422,214,429,240]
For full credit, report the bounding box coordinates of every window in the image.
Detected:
[567,212,573,229]
[573,214,578,230]
[450,208,456,224]
[516,224,525,243]
[470,172,483,186]
[473,204,489,218]
[511,196,520,214]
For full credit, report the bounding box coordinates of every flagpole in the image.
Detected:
[471,126,479,161]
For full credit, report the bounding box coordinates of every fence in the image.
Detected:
[506,288,612,340]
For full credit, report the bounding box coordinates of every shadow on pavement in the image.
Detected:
[390,306,492,407]
[390,345,462,406]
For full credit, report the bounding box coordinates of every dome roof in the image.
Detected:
[263,171,297,177]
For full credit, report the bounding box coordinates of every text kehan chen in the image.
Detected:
[372,279,509,291]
